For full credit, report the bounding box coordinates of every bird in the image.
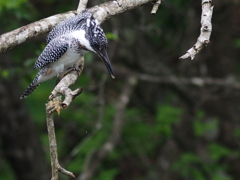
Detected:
[20,9,114,99]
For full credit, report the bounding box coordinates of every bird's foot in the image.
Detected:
[57,64,82,82]
[46,96,62,115]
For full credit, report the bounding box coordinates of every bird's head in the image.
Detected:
[85,14,115,79]
[90,31,115,79]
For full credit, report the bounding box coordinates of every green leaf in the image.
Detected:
[1,69,9,79]
[92,168,118,180]
[155,105,182,137]
[193,111,219,137]
[193,119,219,137]
[233,38,240,48]
[106,32,119,41]
[173,153,201,177]
[0,0,28,11]
[209,143,231,161]
[233,128,240,138]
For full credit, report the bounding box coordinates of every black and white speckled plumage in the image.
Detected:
[34,36,69,69]
[46,10,92,44]
[20,9,114,99]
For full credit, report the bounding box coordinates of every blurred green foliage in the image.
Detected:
[0,0,27,12]
[0,68,9,79]
[193,111,219,137]
[174,145,234,180]
[155,105,182,137]
[92,168,118,180]
[106,32,119,41]
[233,39,240,49]
[173,110,238,180]
[0,153,14,180]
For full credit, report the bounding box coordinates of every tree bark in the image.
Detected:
[0,0,156,54]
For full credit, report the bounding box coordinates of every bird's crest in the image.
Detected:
[46,10,93,44]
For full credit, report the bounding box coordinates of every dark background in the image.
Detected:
[0,0,240,180]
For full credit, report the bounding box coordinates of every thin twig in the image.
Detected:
[180,0,214,60]
[46,101,75,180]
[92,63,240,90]
[77,0,89,14]
[151,0,162,14]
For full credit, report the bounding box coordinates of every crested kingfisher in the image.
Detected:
[20,10,114,99]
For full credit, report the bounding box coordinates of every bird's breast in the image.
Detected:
[50,49,83,74]
[70,37,88,54]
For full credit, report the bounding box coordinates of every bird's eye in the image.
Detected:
[93,43,101,51]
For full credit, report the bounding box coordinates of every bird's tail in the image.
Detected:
[20,73,41,99]
[20,83,40,99]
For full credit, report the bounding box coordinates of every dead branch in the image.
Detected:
[180,0,213,60]
[77,0,89,13]
[49,58,84,109]
[0,0,156,54]
[46,99,75,180]
[0,11,76,53]
[151,0,163,14]
[44,2,86,180]
[93,63,240,90]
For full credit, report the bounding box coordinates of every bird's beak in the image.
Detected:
[98,50,115,79]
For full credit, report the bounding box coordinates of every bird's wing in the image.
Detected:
[33,37,69,69]
[46,10,92,44]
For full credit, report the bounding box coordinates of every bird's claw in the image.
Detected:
[46,97,62,115]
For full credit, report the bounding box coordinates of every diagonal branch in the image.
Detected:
[0,0,156,54]
[77,0,89,13]
[49,57,84,109]
[0,11,76,53]
[180,0,214,60]
[151,0,163,14]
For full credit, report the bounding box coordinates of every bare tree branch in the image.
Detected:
[137,75,240,89]
[46,97,75,180]
[151,0,163,14]
[93,63,240,90]
[180,0,214,60]
[43,0,91,178]
[77,0,89,13]
[49,58,84,109]
[0,0,155,54]
[0,11,76,53]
